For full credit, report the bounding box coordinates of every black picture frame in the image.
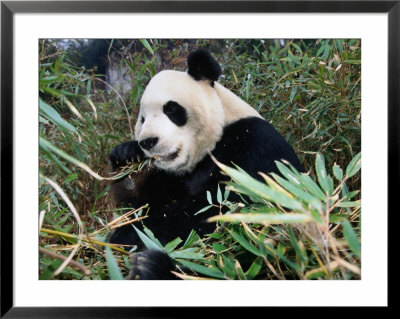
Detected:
[1,0,395,317]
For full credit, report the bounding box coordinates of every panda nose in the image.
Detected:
[139,137,158,150]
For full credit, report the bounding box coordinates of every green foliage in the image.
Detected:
[216,39,361,175]
[183,153,361,279]
[105,246,124,280]
[39,39,155,279]
[39,39,361,280]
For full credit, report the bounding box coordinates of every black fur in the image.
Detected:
[125,250,177,280]
[163,101,188,126]
[109,140,145,170]
[187,49,221,84]
[108,117,304,279]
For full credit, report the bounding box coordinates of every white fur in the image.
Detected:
[135,70,262,173]
[214,82,262,124]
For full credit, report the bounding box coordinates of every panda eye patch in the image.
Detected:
[163,101,187,126]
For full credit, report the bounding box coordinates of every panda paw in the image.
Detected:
[125,250,177,280]
[110,141,145,170]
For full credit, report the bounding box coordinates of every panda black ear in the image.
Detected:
[187,49,221,85]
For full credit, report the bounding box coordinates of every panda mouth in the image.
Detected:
[154,148,180,162]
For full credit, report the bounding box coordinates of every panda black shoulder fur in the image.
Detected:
[108,49,304,279]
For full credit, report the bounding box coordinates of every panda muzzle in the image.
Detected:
[155,148,180,162]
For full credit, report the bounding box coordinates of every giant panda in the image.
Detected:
[108,49,304,280]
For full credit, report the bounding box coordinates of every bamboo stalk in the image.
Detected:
[40,228,130,255]
[39,246,91,276]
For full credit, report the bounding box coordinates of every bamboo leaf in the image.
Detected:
[217,184,222,204]
[140,39,154,55]
[343,60,361,64]
[39,99,77,132]
[39,137,105,181]
[299,174,326,201]
[230,230,263,256]
[275,160,301,181]
[288,226,307,265]
[194,204,213,216]
[143,226,163,249]
[337,200,361,208]
[315,153,330,195]
[132,225,163,252]
[245,257,263,279]
[63,97,85,121]
[235,260,247,280]
[105,246,124,280]
[208,213,312,225]
[345,152,361,178]
[177,259,225,279]
[213,158,303,210]
[217,255,236,279]
[342,220,361,258]
[169,248,204,260]
[164,237,183,254]
[270,172,318,204]
[182,229,199,249]
[206,191,212,204]
[333,163,343,181]
[212,243,227,252]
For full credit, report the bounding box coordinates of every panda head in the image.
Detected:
[134,49,225,174]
